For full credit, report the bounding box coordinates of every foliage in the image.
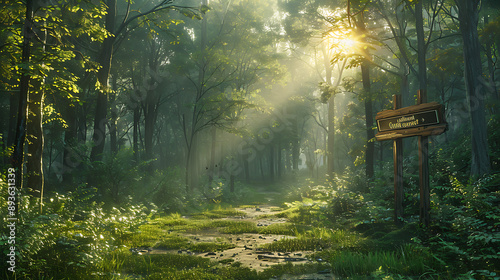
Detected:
[149,167,187,214]
[0,181,152,279]
[428,173,500,275]
[86,148,145,204]
[262,227,361,252]
[329,244,435,278]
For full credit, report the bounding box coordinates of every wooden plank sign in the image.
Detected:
[376,94,448,227]
[375,102,447,141]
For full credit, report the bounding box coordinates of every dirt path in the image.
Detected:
[149,204,335,279]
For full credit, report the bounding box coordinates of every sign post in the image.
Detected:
[417,90,430,227]
[375,91,447,226]
[393,95,403,225]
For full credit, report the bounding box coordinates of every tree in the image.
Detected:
[173,0,285,190]
[89,0,196,162]
[11,0,34,196]
[454,0,491,176]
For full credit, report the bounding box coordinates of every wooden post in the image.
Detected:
[417,90,430,227]
[393,95,404,225]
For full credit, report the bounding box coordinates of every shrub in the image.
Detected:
[429,173,500,275]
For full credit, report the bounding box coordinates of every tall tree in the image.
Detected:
[11,0,34,193]
[455,0,491,176]
[89,0,193,162]
[348,1,375,182]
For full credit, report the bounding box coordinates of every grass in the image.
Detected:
[115,251,264,280]
[122,223,171,247]
[121,254,212,275]
[258,222,310,235]
[190,207,247,219]
[329,244,433,277]
[110,175,439,280]
[217,221,259,234]
[261,228,362,252]
[153,235,190,249]
[259,262,331,279]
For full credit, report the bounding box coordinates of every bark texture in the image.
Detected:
[456,0,491,176]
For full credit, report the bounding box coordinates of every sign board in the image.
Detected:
[375,95,448,227]
[377,110,439,132]
[375,102,447,141]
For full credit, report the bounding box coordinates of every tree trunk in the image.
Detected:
[327,95,335,177]
[357,13,374,182]
[323,41,335,178]
[209,127,216,183]
[27,79,44,212]
[259,155,264,178]
[7,92,18,149]
[133,105,140,161]
[361,61,374,181]
[483,14,499,106]
[11,0,34,193]
[269,145,275,181]
[62,97,77,185]
[456,0,491,176]
[292,120,300,170]
[109,75,118,154]
[90,0,116,162]
[415,0,427,92]
[277,141,282,178]
[144,98,155,160]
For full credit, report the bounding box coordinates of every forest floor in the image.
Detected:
[149,205,333,279]
[124,186,338,279]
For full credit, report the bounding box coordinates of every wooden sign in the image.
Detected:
[375,102,447,141]
[375,93,447,227]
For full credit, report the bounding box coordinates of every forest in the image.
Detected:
[1,0,499,279]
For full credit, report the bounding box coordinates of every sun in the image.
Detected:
[325,30,359,56]
[340,37,356,49]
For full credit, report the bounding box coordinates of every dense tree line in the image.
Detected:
[0,0,498,211]
[1,0,499,278]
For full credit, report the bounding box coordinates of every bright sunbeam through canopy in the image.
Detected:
[325,29,359,58]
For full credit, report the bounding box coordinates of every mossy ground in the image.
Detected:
[104,177,441,280]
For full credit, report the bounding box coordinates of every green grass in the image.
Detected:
[118,252,263,280]
[261,228,362,252]
[217,221,259,234]
[153,235,190,249]
[258,223,311,235]
[121,223,171,247]
[121,254,212,275]
[259,262,331,279]
[190,208,247,219]
[329,244,433,277]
